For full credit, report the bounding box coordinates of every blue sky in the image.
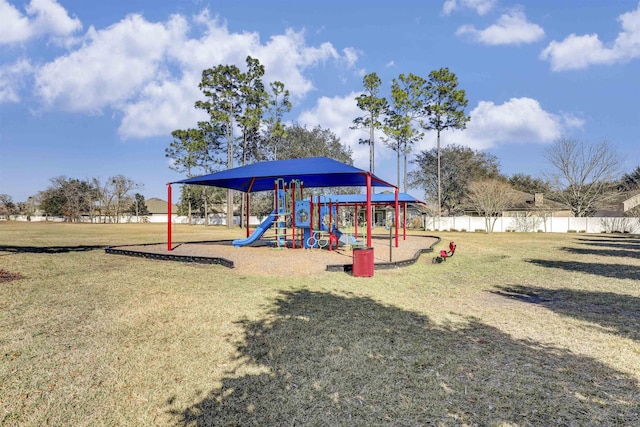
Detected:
[1,0,639,202]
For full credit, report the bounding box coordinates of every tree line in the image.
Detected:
[168,56,639,226]
[350,71,640,222]
[0,175,147,222]
[352,69,469,219]
[166,56,355,226]
[169,124,355,223]
[412,139,640,221]
[167,57,470,226]
[4,59,636,224]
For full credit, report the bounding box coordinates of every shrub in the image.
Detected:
[409,216,423,229]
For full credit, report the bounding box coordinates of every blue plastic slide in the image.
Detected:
[333,228,365,247]
[232,211,277,247]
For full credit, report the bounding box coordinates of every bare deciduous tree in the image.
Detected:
[544,138,620,217]
[94,176,138,223]
[467,179,519,232]
[409,144,500,215]
[109,175,137,223]
[0,194,17,219]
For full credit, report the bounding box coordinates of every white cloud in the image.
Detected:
[342,47,359,68]
[423,97,582,151]
[442,0,497,16]
[540,2,640,71]
[298,93,371,169]
[35,13,187,112]
[560,112,585,129]
[456,9,545,45]
[117,75,207,139]
[286,95,585,190]
[295,96,582,183]
[252,29,341,100]
[32,9,355,138]
[0,58,33,103]
[295,92,412,189]
[0,0,81,44]
[0,0,31,43]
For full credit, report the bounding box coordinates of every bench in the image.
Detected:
[433,241,456,264]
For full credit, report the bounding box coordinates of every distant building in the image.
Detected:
[460,191,571,218]
[502,191,572,217]
[594,190,640,217]
[145,197,178,215]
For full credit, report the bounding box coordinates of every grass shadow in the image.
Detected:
[576,236,640,250]
[492,285,640,342]
[0,244,105,254]
[561,246,640,259]
[577,235,640,246]
[578,241,640,251]
[171,290,639,426]
[526,259,640,280]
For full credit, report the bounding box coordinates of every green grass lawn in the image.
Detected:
[1,222,639,426]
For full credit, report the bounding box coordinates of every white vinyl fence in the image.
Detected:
[424,215,640,234]
[5,213,639,234]
[3,214,261,226]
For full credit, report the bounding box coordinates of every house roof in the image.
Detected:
[508,190,567,211]
[172,157,396,192]
[146,197,178,214]
[594,189,640,214]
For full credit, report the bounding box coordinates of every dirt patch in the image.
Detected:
[0,269,24,283]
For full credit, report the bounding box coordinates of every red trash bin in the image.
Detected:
[352,247,374,277]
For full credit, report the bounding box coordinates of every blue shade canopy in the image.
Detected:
[310,193,424,204]
[172,157,396,192]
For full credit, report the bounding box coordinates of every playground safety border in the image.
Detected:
[105,235,441,272]
[325,236,441,272]
[105,244,235,268]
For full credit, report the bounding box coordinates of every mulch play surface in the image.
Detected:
[112,235,440,276]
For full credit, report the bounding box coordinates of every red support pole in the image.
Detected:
[366,174,372,248]
[246,177,256,238]
[167,183,172,252]
[273,181,277,211]
[317,196,321,231]
[394,188,399,248]
[291,181,296,249]
[284,183,288,246]
[310,196,314,245]
[245,193,251,238]
[354,204,359,238]
[328,200,333,252]
[403,201,407,241]
[300,183,305,247]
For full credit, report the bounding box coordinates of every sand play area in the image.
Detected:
[107,234,440,276]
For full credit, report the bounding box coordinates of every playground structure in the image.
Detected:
[232,178,355,250]
[228,177,430,251]
[167,157,398,251]
[164,157,434,275]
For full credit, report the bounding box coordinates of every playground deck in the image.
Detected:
[106,235,440,276]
